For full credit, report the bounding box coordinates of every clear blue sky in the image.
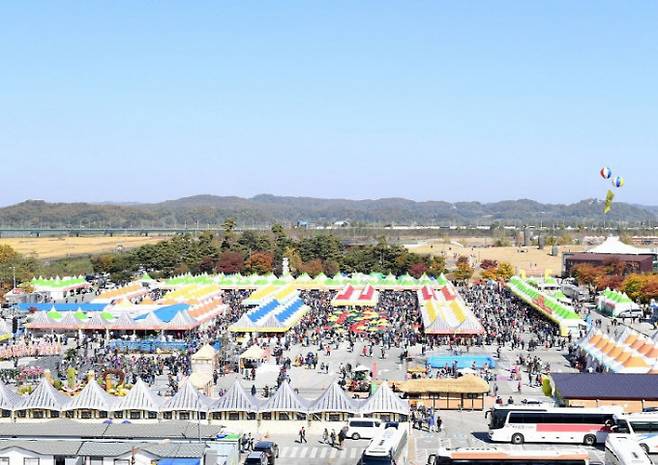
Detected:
[1,2,656,206]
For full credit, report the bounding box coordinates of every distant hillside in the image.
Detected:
[0,195,656,228]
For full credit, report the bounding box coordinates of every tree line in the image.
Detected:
[91,221,449,283]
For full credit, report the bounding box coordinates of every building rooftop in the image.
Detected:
[552,373,658,400]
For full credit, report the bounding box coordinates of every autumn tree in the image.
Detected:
[300,259,324,277]
[244,252,274,274]
[427,256,446,277]
[215,251,244,274]
[409,262,428,279]
[452,256,474,282]
[496,262,515,281]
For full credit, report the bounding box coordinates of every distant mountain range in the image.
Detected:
[1,195,657,228]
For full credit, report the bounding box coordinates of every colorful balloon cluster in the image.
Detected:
[600,166,624,214]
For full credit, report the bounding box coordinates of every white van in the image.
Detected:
[345,418,383,440]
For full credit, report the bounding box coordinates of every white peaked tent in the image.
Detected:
[113,379,163,412]
[587,236,650,255]
[84,312,108,330]
[64,380,117,412]
[166,311,196,330]
[360,382,409,416]
[0,381,21,411]
[139,312,164,329]
[161,380,212,412]
[15,378,68,411]
[308,382,356,413]
[260,381,308,413]
[210,381,258,413]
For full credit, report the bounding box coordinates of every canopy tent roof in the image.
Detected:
[240,345,266,360]
[161,380,212,412]
[210,381,258,412]
[308,382,356,413]
[587,236,651,255]
[360,382,409,415]
[64,380,117,411]
[113,379,164,411]
[0,381,21,411]
[191,343,217,361]
[260,381,308,413]
[15,378,68,411]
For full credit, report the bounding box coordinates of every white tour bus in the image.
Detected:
[605,435,652,465]
[358,426,408,465]
[488,406,623,445]
[426,447,590,465]
[486,405,552,430]
[611,413,658,454]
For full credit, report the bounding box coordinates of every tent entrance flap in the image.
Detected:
[159,459,200,465]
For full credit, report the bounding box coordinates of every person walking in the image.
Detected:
[330,429,336,447]
[338,428,346,449]
[299,426,307,444]
[322,428,329,444]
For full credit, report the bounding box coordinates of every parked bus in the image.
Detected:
[488,406,623,445]
[612,413,658,454]
[604,435,652,465]
[485,405,551,430]
[426,447,589,465]
[358,425,408,465]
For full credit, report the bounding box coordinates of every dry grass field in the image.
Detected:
[0,236,166,259]
[408,238,587,276]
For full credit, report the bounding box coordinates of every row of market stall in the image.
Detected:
[0,378,409,422]
[596,288,641,317]
[578,326,658,374]
[417,283,484,335]
[229,286,310,333]
[26,298,226,333]
[164,271,446,290]
[508,276,586,336]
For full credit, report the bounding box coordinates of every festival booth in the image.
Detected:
[229,293,309,334]
[258,381,309,421]
[359,382,409,422]
[418,281,484,336]
[596,289,641,317]
[396,375,490,411]
[190,344,218,396]
[308,382,358,422]
[331,285,379,307]
[508,276,586,336]
[578,327,658,374]
[63,377,118,420]
[0,381,21,420]
[158,284,222,305]
[112,379,163,421]
[209,381,258,421]
[238,345,268,371]
[161,379,212,421]
[30,276,90,300]
[92,282,148,304]
[14,377,68,420]
[163,273,217,289]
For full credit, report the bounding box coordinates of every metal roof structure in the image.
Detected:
[14,378,69,411]
[308,382,357,413]
[551,373,658,400]
[0,420,223,440]
[64,380,118,411]
[260,381,309,413]
[359,382,409,415]
[161,379,212,412]
[210,381,258,412]
[0,381,22,411]
[76,441,207,458]
[113,379,164,411]
[0,439,83,456]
